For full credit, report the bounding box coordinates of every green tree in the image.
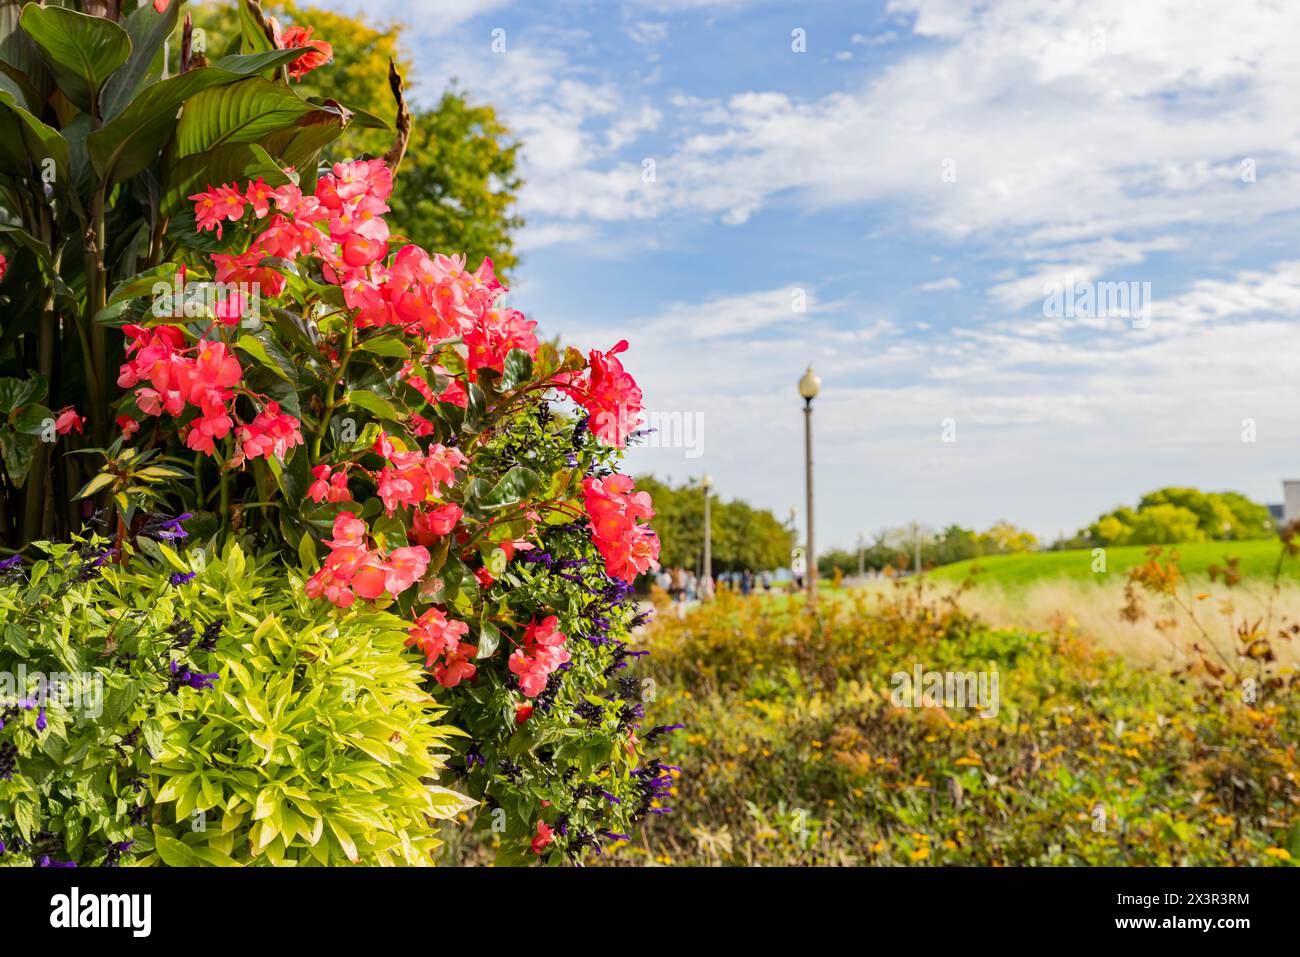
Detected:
[1085,488,1275,546]
[1126,503,1204,544]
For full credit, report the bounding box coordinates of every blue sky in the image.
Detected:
[309,0,1300,551]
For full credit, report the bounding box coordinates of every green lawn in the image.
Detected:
[925,538,1298,589]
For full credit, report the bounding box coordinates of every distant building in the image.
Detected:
[1268,480,1300,528]
[1286,480,1300,524]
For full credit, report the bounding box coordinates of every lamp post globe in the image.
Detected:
[798,366,821,402]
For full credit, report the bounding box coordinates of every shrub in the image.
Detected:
[0,532,472,866]
[0,0,382,543]
[0,534,207,867]
[138,540,473,865]
[620,585,1300,866]
[2,0,668,864]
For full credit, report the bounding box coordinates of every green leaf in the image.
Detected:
[19,4,131,115]
[0,429,38,488]
[107,262,181,306]
[356,334,410,360]
[479,466,541,510]
[475,619,500,659]
[172,76,325,158]
[10,402,52,436]
[0,89,69,186]
[501,348,534,391]
[100,0,178,120]
[152,829,202,866]
[236,0,277,55]
[211,48,309,76]
[344,390,403,422]
[236,333,297,384]
[0,373,47,414]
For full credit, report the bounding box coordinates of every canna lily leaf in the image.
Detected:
[19,3,131,115]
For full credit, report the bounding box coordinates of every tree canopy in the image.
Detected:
[1081,487,1274,547]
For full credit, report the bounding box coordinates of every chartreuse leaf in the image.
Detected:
[19,4,131,115]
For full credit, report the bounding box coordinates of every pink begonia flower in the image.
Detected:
[531,820,554,855]
[582,475,661,581]
[54,407,85,436]
[433,645,478,689]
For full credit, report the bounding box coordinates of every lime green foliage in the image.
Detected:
[0,537,471,867]
[621,586,1300,866]
[136,543,474,865]
[0,537,184,866]
[928,539,1299,590]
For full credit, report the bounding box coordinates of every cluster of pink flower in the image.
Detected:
[405,607,477,689]
[306,463,351,503]
[373,431,467,515]
[194,162,541,398]
[582,474,661,582]
[192,159,393,301]
[507,616,572,698]
[558,340,644,448]
[231,401,303,467]
[116,325,301,458]
[303,512,430,609]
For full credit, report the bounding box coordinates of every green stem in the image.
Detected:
[311,323,355,462]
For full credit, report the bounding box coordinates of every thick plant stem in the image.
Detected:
[21,222,61,544]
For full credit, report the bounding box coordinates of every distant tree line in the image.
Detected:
[818,521,1038,576]
[635,476,795,574]
[1055,487,1275,549]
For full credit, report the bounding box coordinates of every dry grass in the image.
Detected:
[859,577,1300,672]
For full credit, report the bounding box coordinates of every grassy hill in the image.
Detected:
[926,538,1298,589]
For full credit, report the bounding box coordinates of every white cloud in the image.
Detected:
[919,276,962,292]
[641,286,824,340]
